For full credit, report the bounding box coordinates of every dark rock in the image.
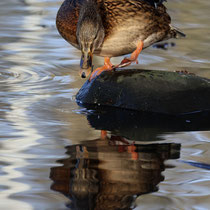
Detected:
[76,69,210,115]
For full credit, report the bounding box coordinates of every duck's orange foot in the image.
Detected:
[117,57,138,68]
[89,57,114,81]
[175,70,195,75]
[117,40,144,68]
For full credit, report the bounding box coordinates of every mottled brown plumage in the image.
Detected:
[56,0,185,78]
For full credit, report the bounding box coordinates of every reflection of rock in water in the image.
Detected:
[50,138,180,210]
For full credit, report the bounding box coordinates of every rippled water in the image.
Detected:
[0,0,210,209]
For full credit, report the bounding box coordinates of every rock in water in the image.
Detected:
[76,69,210,115]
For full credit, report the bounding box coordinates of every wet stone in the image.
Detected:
[76,69,210,115]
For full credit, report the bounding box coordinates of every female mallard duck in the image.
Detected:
[56,0,185,79]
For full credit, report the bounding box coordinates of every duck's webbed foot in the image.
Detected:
[116,40,144,68]
[175,70,195,75]
[89,57,114,81]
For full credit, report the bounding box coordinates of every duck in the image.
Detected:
[56,0,185,80]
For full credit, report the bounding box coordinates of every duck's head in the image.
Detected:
[76,1,105,78]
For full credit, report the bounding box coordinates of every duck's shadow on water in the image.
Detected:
[50,107,210,209]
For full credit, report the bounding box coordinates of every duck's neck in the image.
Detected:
[76,0,104,49]
[79,0,99,21]
[77,0,101,32]
[80,0,98,14]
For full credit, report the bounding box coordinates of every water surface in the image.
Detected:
[0,0,210,209]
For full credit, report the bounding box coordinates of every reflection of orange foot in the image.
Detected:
[101,130,107,140]
[89,57,114,81]
[117,40,144,68]
[110,136,129,145]
[128,142,138,160]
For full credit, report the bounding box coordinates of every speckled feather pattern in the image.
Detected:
[56,0,176,57]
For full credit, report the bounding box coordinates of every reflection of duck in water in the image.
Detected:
[50,134,180,209]
[56,0,185,79]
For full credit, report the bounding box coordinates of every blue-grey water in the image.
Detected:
[0,0,210,209]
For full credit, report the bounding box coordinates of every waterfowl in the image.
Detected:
[56,0,185,79]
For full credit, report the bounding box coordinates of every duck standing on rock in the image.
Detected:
[56,0,185,80]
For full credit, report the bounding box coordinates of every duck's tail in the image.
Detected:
[170,25,186,38]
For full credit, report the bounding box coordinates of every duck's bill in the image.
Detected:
[79,51,93,78]
[79,66,93,78]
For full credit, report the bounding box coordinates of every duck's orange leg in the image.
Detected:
[89,57,114,81]
[117,40,144,68]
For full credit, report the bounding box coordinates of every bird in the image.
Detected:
[56,0,185,80]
